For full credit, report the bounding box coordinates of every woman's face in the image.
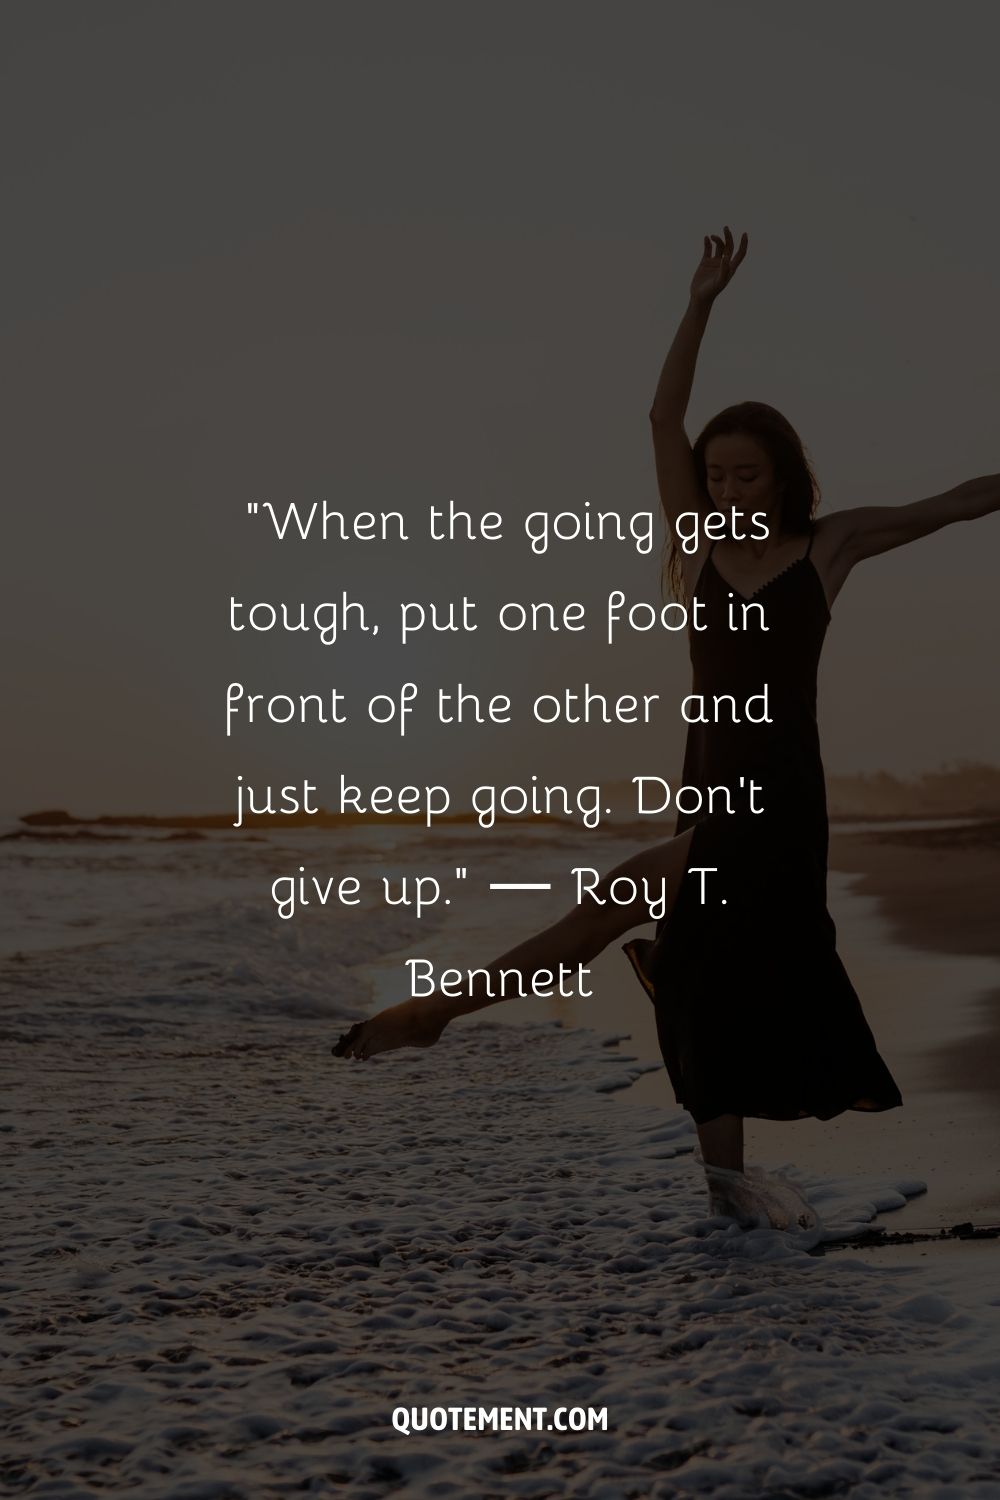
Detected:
[704,433,782,526]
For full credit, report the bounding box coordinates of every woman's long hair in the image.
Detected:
[661,402,821,601]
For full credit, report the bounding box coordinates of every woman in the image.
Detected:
[334,226,1000,1227]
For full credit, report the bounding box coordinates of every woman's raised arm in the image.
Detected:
[649,228,749,535]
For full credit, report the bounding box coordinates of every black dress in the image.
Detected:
[622,529,903,1125]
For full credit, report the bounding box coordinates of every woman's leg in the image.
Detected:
[697,1115,744,1172]
[333,827,696,1059]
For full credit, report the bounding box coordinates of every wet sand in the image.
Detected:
[829,822,1000,1104]
[830,820,1000,961]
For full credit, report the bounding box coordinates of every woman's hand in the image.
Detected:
[689,225,749,308]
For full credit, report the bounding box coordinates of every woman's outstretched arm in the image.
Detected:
[827,474,1000,565]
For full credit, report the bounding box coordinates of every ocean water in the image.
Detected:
[6,817,1000,1496]
[3,815,999,1227]
[0,817,656,1003]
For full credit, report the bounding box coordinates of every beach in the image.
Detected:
[831,821,1000,1092]
[4,816,1000,1495]
[9,3,1000,1491]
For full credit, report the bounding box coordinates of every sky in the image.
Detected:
[3,0,999,817]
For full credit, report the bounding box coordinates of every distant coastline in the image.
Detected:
[9,762,1000,839]
[3,808,574,840]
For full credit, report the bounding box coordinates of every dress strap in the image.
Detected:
[804,524,816,559]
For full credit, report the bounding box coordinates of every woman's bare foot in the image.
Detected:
[331,995,450,1061]
[746,1165,820,1231]
[703,1163,820,1231]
